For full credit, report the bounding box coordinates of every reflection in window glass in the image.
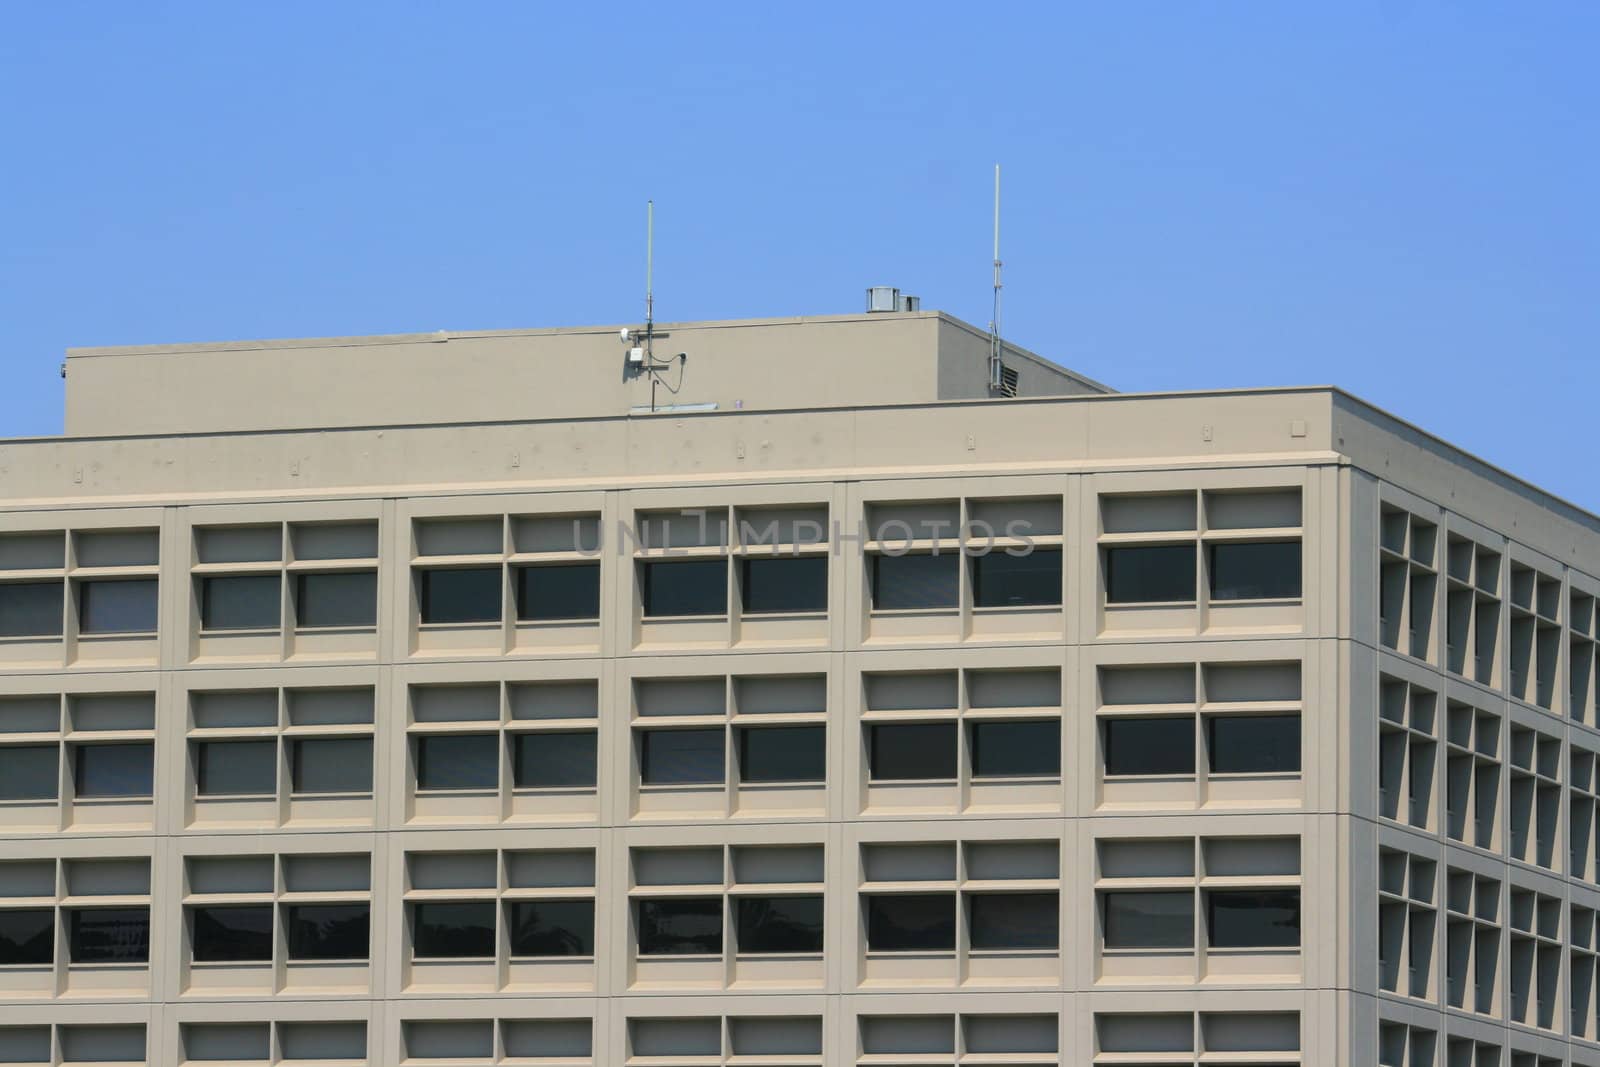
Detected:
[640,560,727,617]
[515,563,600,622]
[417,567,501,625]
[1103,718,1194,777]
[513,731,598,789]
[191,905,272,962]
[508,900,594,957]
[868,722,957,781]
[636,897,722,956]
[969,893,1059,950]
[286,904,370,960]
[78,580,158,634]
[295,572,377,628]
[971,720,1060,778]
[69,907,150,963]
[1208,714,1301,774]
[740,557,827,614]
[411,901,494,959]
[1105,545,1196,604]
[1210,541,1302,601]
[74,743,154,798]
[735,896,824,954]
[415,734,499,791]
[195,740,276,796]
[0,581,63,637]
[1102,891,1193,949]
[639,729,724,786]
[971,549,1062,608]
[865,893,955,952]
[737,726,825,784]
[0,909,54,965]
[291,737,373,794]
[200,575,281,631]
[0,744,58,800]
[1207,890,1301,948]
[870,553,959,611]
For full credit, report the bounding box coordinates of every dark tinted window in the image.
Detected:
[74,743,154,798]
[200,575,281,631]
[295,572,377,628]
[870,553,959,610]
[0,581,63,637]
[1102,891,1193,949]
[971,549,1062,608]
[0,744,58,800]
[639,729,724,786]
[69,907,150,963]
[969,893,1059,950]
[741,557,827,614]
[1208,715,1301,774]
[513,731,598,789]
[1105,545,1196,603]
[195,740,276,796]
[971,720,1060,778]
[290,737,373,794]
[1103,718,1194,776]
[868,722,957,781]
[508,900,594,957]
[191,905,272,962]
[411,901,495,959]
[735,896,824,954]
[79,580,158,634]
[417,567,501,625]
[738,726,825,784]
[636,897,722,956]
[0,909,53,965]
[516,563,600,621]
[640,560,727,617]
[415,734,498,791]
[1210,542,1302,601]
[865,893,955,952]
[286,904,370,960]
[1207,890,1300,948]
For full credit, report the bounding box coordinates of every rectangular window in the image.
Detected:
[1208,715,1301,774]
[513,731,598,789]
[1103,718,1194,776]
[740,557,827,614]
[971,549,1062,608]
[1206,890,1300,948]
[1209,541,1302,601]
[0,909,53,965]
[295,572,377,628]
[869,722,957,781]
[417,567,501,624]
[78,580,158,634]
[1105,545,1196,604]
[515,563,600,621]
[200,574,281,631]
[865,893,956,952]
[737,725,825,784]
[285,904,370,960]
[74,743,154,798]
[639,729,724,786]
[636,897,723,956]
[0,745,58,800]
[640,559,727,617]
[735,895,824,954]
[415,734,499,791]
[507,900,594,957]
[0,581,63,637]
[69,907,150,963]
[190,905,272,962]
[1102,891,1193,949]
[290,737,374,794]
[195,740,276,796]
[411,901,495,959]
[969,893,1059,950]
[870,553,959,610]
[971,720,1060,778]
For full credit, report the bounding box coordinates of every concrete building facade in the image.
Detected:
[0,308,1595,1065]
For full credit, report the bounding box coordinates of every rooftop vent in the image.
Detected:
[866,286,920,313]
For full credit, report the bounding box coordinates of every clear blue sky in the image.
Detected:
[2,4,1596,506]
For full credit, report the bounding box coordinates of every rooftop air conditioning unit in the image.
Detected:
[866,286,900,313]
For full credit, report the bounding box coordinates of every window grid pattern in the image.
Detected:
[0,856,151,998]
[1378,848,1437,1002]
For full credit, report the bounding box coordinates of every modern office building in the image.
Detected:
[0,301,1596,1066]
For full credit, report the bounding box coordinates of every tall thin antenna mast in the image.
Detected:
[988,164,1004,392]
[645,199,655,359]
